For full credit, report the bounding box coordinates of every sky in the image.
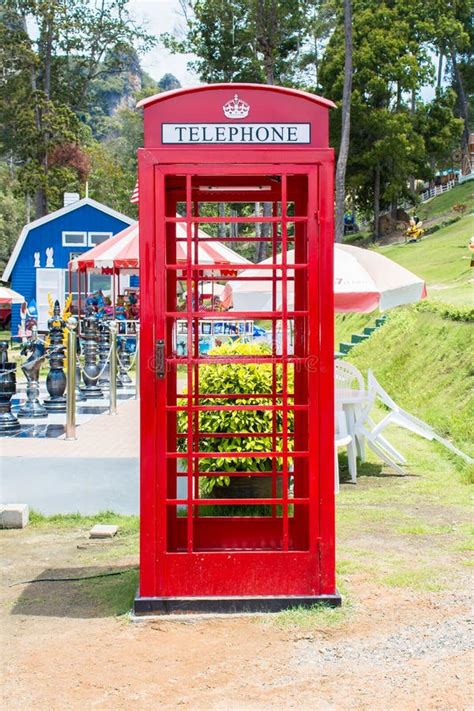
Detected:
[129,0,199,87]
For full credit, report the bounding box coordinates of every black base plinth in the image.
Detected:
[0,415,21,436]
[80,386,103,399]
[43,397,67,413]
[133,592,342,616]
[18,402,48,418]
[75,388,87,402]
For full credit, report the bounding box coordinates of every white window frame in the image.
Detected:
[62,231,87,247]
[88,231,112,246]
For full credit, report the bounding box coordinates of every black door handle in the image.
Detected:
[155,339,165,379]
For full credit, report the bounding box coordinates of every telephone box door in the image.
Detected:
[138,158,336,605]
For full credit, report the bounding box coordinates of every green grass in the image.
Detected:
[335,312,375,347]
[30,509,139,535]
[347,308,474,461]
[274,602,349,630]
[397,523,454,535]
[79,568,139,616]
[376,213,472,305]
[416,181,474,222]
[382,568,443,592]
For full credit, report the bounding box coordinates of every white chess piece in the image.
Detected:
[45,247,54,267]
[34,251,40,268]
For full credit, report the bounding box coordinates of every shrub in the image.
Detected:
[178,340,293,496]
[414,301,474,323]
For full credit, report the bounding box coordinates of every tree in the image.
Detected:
[297,0,336,88]
[162,0,262,83]
[320,0,460,239]
[422,0,472,150]
[0,162,27,274]
[0,1,154,217]
[334,0,352,243]
[163,0,307,86]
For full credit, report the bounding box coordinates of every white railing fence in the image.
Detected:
[419,180,456,203]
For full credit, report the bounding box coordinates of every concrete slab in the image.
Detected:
[0,399,140,515]
[0,504,29,529]
[90,524,119,538]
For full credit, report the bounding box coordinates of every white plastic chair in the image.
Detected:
[365,370,473,466]
[335,360,365,391]
[353,372,406,476]
[335,361,366,458]
[335,409,357,493]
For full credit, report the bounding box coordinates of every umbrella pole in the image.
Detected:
[113,268,116,319]
[78,270,82,332]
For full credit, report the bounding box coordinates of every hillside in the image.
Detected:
[377,213,472,305]
[336,188,473,474]
[347,307,473,460]
[416,180,473,222]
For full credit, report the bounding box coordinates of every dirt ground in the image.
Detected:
[1,520,472,711]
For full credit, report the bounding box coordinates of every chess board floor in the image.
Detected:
[8,384,136,439]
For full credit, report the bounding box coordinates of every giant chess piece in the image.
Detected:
[18,328,48,418]
[44,300,67,412]
[117,338,132,387]
[0,341,21,435]
[80,309,103,399]
[97,320,111,389]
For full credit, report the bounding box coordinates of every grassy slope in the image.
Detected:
[377,213,472,305]
[347,308,473,460]
[337,186,473,471]
[416,180,474,221]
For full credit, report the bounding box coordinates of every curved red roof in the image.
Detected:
[137,83,336,110]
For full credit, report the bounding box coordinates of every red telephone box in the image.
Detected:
[135,84,340,613]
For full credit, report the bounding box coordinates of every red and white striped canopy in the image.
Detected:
[70,222,251,276]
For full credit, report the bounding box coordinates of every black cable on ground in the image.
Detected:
[9,568,138,587]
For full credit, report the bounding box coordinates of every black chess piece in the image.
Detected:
[0,341,21,435]
[18,328,48,418]
[80,308,103,399]
[44,300,67,412]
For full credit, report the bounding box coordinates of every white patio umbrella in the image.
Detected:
[222,244,427,313]
[0,286,25,304]
[70,222,251,277]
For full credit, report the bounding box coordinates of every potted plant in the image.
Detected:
[178,341,293,512]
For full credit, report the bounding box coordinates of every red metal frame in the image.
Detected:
[137,85,336,608]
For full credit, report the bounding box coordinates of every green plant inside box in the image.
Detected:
[177,341,294,515]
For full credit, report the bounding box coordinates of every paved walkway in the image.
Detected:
[1,398,139,459]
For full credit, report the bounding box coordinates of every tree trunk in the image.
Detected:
[373,165,381,242]
[218,202,226,239]
[20,13,47,219]
[437,52,444,89]
[334,0,353,243]
[450,48,470,150]
[257,203,270,262]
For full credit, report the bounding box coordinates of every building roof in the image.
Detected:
[2,198,135,282]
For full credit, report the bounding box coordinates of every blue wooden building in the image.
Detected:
[2,196,135,334]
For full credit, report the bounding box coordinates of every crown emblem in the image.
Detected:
[223,94,250,119]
